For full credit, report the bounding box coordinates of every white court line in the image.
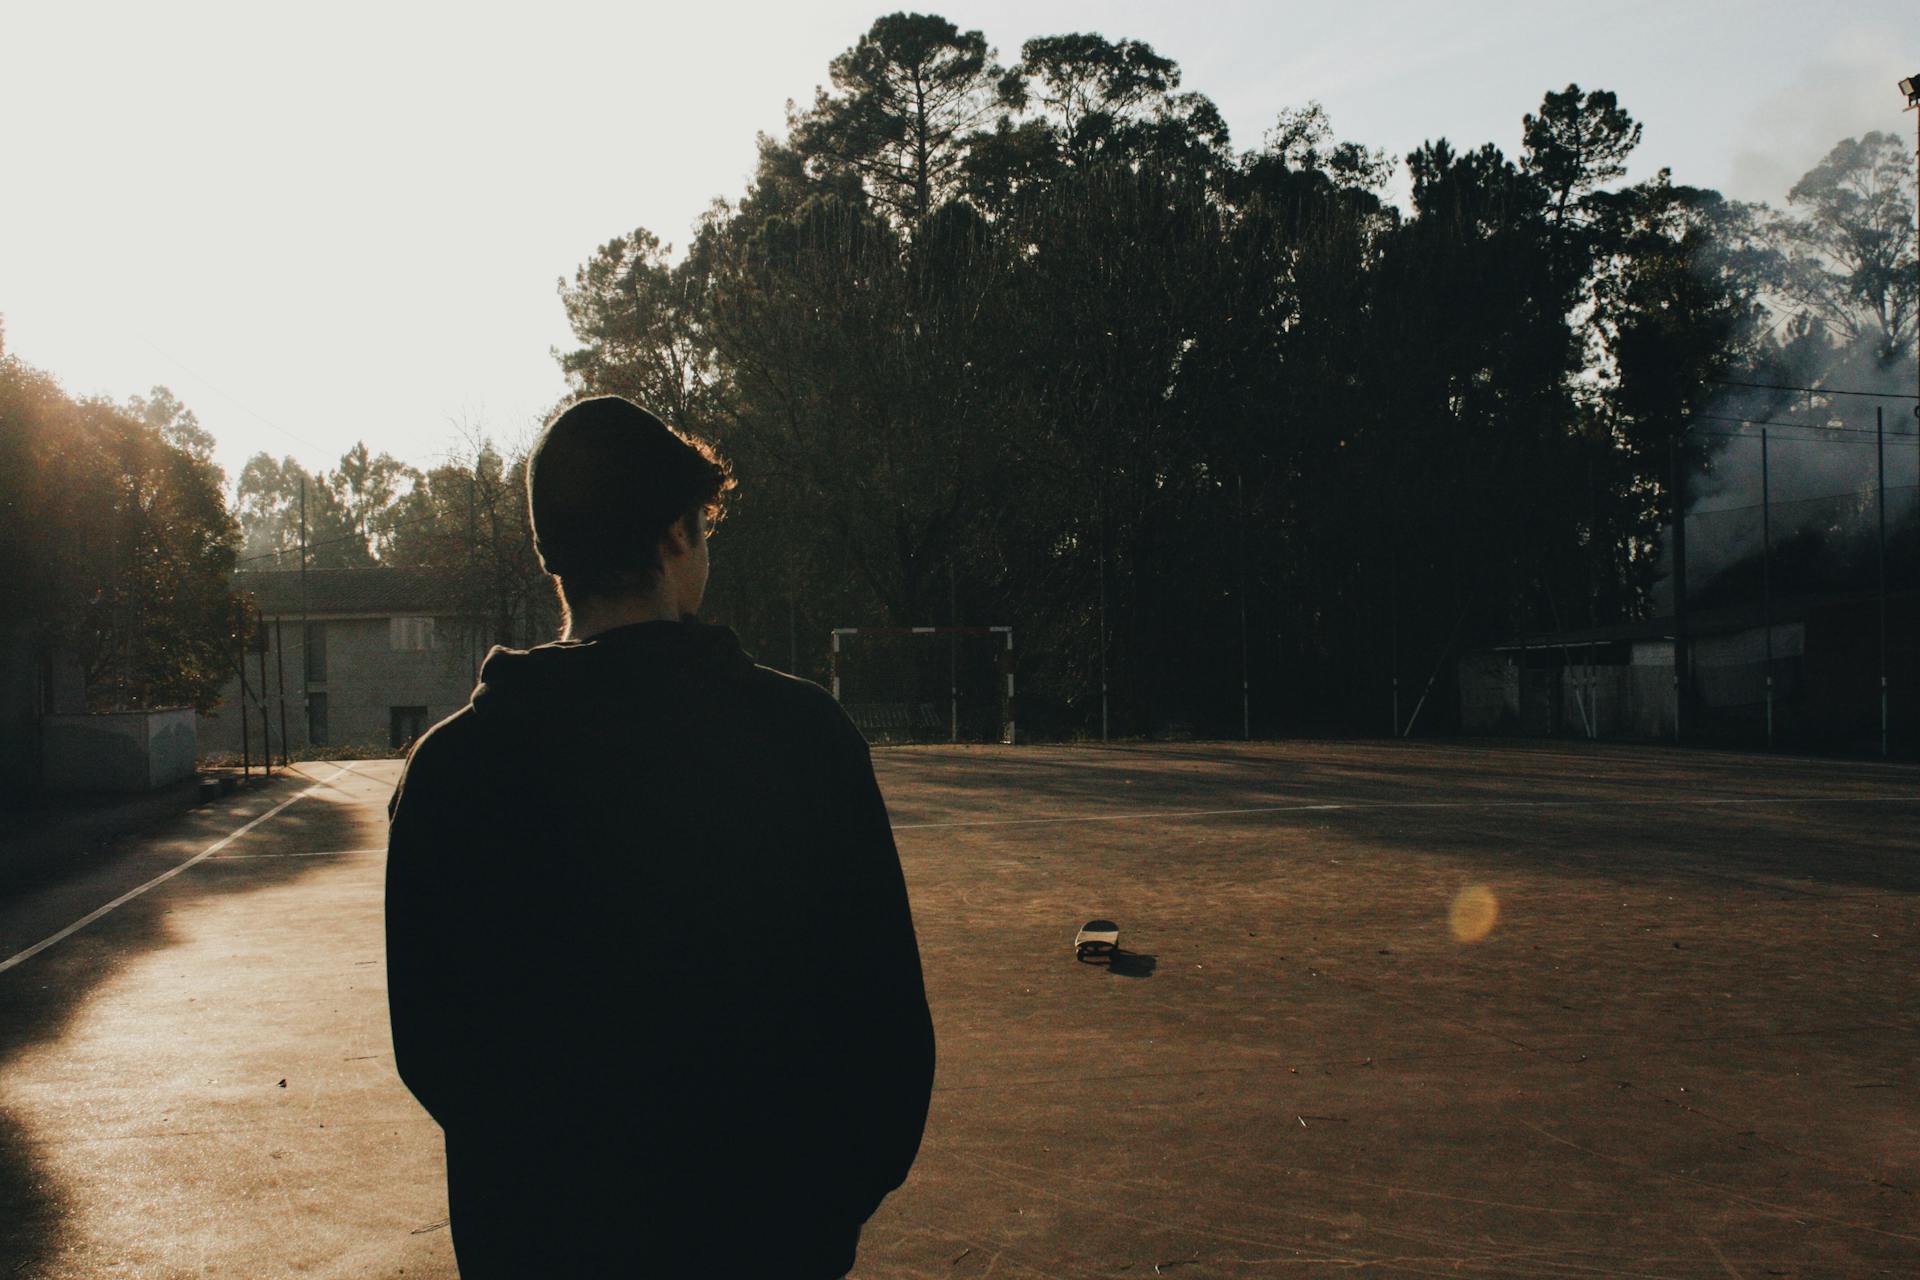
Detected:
[891,793,1920,831]
[0,766,349,976]
[209,847,382,860]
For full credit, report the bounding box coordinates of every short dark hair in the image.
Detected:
[526,396,733,602]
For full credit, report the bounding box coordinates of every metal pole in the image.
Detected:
[299,475,309,749]
[1237,472,1249,740]
[1006,629,1017,746]
[1390,558,1400,737]
[275,618,289,767]
[1546,583,1592,740]
[1911,103,1919,756]
[1587,639,1597,740]
[466,472,479,671]
[1762,429,1773,749]
[1520,633,1529,734]
[258,631,271,777]
[949,559,959,744]
[1401,607,1467,738]
[1671,434,1688,744]
[1879,407,1888,757]
[1098,509,1108,742]
[237,607,251,780]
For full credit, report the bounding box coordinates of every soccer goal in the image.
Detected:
[830,626,1016,745]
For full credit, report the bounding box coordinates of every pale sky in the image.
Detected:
[3,1,1913,487]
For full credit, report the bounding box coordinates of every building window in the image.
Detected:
[390,706,428,750]
[305,623,327,682]
[307,692,329,746]
[390,617,436,652]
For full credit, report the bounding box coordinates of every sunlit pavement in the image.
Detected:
[2,741,1917,1278]
[0,760,454,1279]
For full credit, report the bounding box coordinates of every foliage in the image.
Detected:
[230,432,557,652]
[789,12,1009,229]
[0,359,238,710]
[234,442,418,569]
[534,17,1915,737]
[384,435,558,650]
[1769,131,1918,360]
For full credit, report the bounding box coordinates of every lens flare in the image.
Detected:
[1448,885,1499,942]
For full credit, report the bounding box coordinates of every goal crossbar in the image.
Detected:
[831,626,1012,638]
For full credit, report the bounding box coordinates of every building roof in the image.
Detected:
[231,568,471,618]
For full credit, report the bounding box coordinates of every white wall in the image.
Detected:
[44,709,198,791]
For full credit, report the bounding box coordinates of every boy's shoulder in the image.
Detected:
[388,705,483,820]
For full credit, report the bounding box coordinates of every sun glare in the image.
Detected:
[1448,884,1500,943]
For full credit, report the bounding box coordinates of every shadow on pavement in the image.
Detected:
[1106,949,1157,978]
[0,766,376,1276]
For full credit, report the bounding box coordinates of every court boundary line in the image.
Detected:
[939,738,1920,778]
[208,846,384,860]
[0,764,351,976]
[891,793,1920,831]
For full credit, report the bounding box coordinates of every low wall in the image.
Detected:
[1460,655,1675,740]
[41,709,199,792]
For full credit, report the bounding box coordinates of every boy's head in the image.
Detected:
[526,396,733,614]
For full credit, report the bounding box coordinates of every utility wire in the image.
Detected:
[143,338,333,455]
[1705,377,1919,402]
[1692,482,1920,517]
[1688,411,1920,437]
[1693,426,1920,448]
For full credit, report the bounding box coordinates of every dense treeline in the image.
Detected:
[0,335,239,712]
[544,13,1915,736]
[218,15,1914,737]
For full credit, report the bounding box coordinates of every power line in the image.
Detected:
[142,338,333,455]
[1692,482,1920,518]
[1690,410,1920,436]
[1693,424,1920,448]
[1706,377,1919,402]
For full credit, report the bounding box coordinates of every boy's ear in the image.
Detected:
[662,514,698,558]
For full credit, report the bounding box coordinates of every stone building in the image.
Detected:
[199,568,485,758]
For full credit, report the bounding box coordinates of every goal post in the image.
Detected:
[830,626,1016,745]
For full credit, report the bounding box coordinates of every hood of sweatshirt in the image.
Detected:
[467,618,754,726]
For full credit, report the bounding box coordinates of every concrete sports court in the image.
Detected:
[0,740,1915,1278]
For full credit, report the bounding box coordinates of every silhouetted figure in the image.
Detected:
[385,397,936,1278]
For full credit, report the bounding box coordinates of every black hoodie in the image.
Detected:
[385,620,935,1279]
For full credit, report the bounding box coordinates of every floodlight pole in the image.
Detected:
[1896,75,1912,756]
[1904,78,1919,756]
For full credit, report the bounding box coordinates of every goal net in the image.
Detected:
[831,626,1016,744]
